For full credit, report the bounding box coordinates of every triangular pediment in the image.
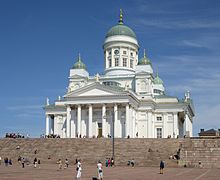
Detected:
[69,74,87,79]
[64,82,125,98]
[78,88,114,96]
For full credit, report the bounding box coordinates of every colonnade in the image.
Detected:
[46,103,133,138]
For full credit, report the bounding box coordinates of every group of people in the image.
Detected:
[75,159,103,180]
[43,134,60,138]
[5,133,25,138]
[105,158,114,167]
[1,157,12,166]
[57,158,69,169]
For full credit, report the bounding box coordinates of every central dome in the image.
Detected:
[105,24,137,39]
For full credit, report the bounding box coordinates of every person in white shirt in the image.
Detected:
[97,160,103,180]
[76,159,82,179]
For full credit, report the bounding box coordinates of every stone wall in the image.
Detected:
[179,138,220,168]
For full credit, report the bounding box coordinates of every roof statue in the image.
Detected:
[46,97,49,105]
[95,73,100,82]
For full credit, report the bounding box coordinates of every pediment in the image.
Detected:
[78,88,114,96]
[69,74,86,79]
[64,82,125,98]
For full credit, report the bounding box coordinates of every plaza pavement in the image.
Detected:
[0,163,219,180]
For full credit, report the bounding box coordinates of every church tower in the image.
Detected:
[103,9,139,76]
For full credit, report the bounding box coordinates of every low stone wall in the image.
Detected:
[179,138,220,168]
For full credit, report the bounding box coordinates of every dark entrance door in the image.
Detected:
[98,123,102,138]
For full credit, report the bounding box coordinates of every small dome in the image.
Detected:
[138,50,152,65]
[105,9,137,39]
[154,72,163,84]
[72,54,86,70]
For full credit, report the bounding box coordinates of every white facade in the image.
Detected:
[44,12,195,138]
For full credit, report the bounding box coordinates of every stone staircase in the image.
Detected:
[0,138,180,167]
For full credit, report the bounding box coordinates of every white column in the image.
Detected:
[89,104,93,138]
[114,104,118,137]
[163,113,167,138]
[184,113,191,137]
[46,115,50,135]
[50,116,54,134]
[53,115,58,135]
[66,106,71,138]
[102,104,106,137]
[77,105,81,137]
[132,108,136,138]
[70,109,76,138]
[147,111,152,138]
[126,104,130,137]
[173,112,179,138]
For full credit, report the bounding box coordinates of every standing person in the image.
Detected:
[160,160,165,174]
[76,159,82,179]
[21,157,25,168]
[108,158,111,167]
[4,157,8,167]
[111,157,114,167]
[38,159,41,168]
[97,160,103,180]
[58,159,62,170]
[105,158,108,167]
[33,158,37,168]
[65,158,69,168]
[0,156,2,165]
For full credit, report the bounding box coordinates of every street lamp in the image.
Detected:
[112,111,115,163]
[105,110,115,164]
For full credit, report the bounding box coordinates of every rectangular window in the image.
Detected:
[123,51,127,55]
[157,117,162,121]
[157,128,162,138]
[109,51,111,55]
[108,58,112,67]
[130,59,134,68]
[123,58,127,67]
[130,52,133,56]
[115,58,119,66]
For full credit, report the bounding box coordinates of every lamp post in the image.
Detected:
[112,111,115,162]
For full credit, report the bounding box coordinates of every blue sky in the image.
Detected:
[0,0,219,137]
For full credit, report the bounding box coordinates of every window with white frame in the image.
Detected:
[156,128,162,138]
[115,58,119,66]
[157,116,162,121]
[123,58,127,67]
[108,58,112,67]
[123,50,127,55]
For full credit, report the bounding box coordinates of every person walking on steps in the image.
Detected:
[160,160,165,174]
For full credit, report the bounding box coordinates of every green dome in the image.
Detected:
[154,73,163,84]
[106,24,137,39]
[138,50,152,65]
[105,9,137,39]
[72,54,86,70]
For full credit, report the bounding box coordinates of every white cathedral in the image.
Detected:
[44,11,195,139]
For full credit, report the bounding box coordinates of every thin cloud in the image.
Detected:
[6,105,42,111]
